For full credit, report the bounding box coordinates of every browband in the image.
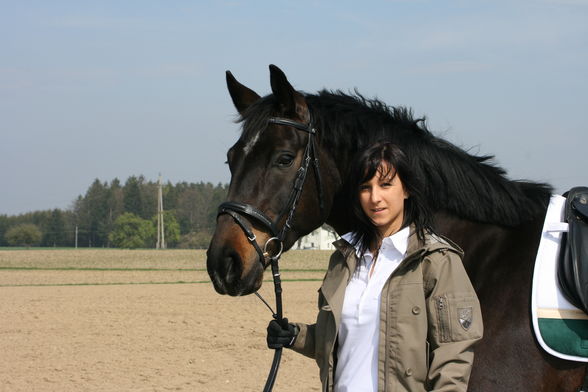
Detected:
[268,117,315,134]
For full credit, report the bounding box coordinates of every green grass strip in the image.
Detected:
[0,267,326,272]
[0,278,322,288]
[0,281,205,287]
[0,267,197,271]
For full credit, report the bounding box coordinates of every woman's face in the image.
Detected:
[359,163,408,238]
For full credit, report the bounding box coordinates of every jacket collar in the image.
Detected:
[334,224,422,255]
[332,225,463,271]
[333,238,357,273]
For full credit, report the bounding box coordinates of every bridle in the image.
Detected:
[217,115,324,391]
[219,116,324,263]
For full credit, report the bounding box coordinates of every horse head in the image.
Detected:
[207,65,340,296]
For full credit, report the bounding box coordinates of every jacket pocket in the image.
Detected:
[425,341,430,371]
[447,293,482,341]
[435,293,482,342]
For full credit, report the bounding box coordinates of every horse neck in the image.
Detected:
[314,109,551,229]
[413,138,551,226]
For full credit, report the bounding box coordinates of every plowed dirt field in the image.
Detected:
[0,249,330,391]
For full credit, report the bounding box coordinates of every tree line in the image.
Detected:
[0,176,228,249]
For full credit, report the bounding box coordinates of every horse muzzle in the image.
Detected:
[206,237,264,296]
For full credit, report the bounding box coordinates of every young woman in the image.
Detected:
[267,141,483,391]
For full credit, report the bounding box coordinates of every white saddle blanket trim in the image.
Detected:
[531,194,588,362]
[544,222,569,232]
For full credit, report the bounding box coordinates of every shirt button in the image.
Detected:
[412,306,421,315]
[405,368,413,377]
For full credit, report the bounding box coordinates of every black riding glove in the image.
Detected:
[266,318,299,349]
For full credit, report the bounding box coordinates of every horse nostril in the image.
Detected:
[223,251,242,284]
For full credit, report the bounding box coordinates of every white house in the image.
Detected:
[294,225,339,250]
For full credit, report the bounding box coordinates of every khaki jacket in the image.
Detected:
[291,228,483,392]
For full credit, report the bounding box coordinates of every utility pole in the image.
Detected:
[75,225,78,249]
[156,174,166,249]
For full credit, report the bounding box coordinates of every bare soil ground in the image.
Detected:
[0,249,328,391]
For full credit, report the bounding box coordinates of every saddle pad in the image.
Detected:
[531,194,588,362]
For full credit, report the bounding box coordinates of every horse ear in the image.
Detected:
[226,70,261,114]
[269,64,309,122]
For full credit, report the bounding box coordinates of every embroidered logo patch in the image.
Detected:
[458,307,473,330]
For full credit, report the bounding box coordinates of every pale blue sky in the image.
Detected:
[1,0,586,215]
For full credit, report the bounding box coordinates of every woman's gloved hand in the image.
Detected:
[266,318,299,349]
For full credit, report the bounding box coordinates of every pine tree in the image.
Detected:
[123,176,143,218]
[43,209,66,247]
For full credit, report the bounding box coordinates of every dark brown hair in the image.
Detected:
[347,141,433,258]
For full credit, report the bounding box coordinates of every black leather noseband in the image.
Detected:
[216,115,323,392]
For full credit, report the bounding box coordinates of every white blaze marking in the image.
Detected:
[243,130,261,155]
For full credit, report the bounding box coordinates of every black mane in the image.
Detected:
[239,90,552,226]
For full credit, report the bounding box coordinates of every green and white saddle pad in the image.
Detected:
[531,194,588,362]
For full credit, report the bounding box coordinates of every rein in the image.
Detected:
[217,116,323,391]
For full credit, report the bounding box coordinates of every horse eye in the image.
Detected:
[276,154,294,167]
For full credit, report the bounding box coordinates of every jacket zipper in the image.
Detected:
[436,296,449,343]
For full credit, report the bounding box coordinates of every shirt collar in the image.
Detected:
[341,225,410,258]
[383,226,410,257]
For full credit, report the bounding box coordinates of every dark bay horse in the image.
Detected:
[206,64,586,391]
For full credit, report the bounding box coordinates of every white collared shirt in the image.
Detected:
[334,226,410,392]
